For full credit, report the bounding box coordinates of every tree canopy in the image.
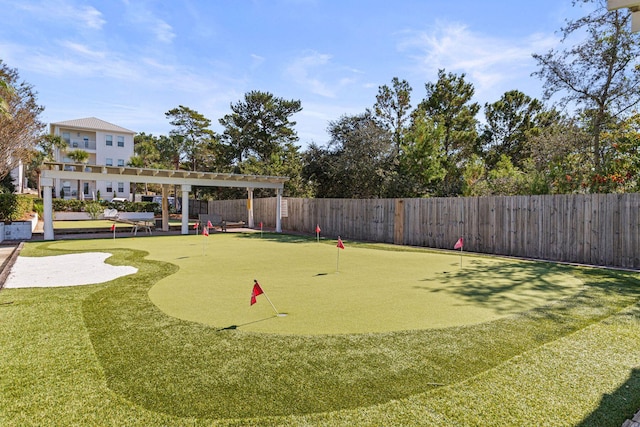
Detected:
[5,0,639,200]
[0,60,45,184]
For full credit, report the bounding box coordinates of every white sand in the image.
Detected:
[4,252,137,288]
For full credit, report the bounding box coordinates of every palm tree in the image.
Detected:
[31,134,66,196]
[66,149,89,199]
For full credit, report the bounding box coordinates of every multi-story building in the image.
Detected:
[50,117,135,201]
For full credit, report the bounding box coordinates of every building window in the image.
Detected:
[62,182,71,197]
[117,136,124,147]
[83,137,89,148]
[118,182,124,192]
[106,135,113,146]
[62,132,70,144]
[105,158,113,166]
[117,159,125,167]
[106,182,113,193]
[83,182,89,195]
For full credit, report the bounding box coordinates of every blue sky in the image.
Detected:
[0,0,591,148]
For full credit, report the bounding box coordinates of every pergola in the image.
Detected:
[608,0,640,32]
[40,162,288,241]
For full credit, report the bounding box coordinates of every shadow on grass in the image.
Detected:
[578,367,640,427]
[418,260,640,315]
[418,260,582,313]
[216,314,280,332]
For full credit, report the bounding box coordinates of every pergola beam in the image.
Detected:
[41,162,288,190]
[608,0,640,32]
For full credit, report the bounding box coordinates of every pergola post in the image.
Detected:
[247,188,254,228]
[276,188,282,233]
[181,185,191,235]
[41,177,54,241]
[161,184,170,232]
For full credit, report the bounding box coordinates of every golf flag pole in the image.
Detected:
[194,221,199,235]
[202,226,209,256]
[251,280,279,315]
[454,237,463,268]
[259,221,263,238]
[336,236,345,272]
[111,222,116,239]
[315,224,321,243]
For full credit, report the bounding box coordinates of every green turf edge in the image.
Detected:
[1,239,640,426]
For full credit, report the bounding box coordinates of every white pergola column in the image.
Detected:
[181,185,191,235]
[42,177,54,240]
[247,188,254,228]
[161,184,170,231]
[276,188,282,233]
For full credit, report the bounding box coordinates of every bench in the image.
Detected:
[104,209,155,235]
[199,214,226,232]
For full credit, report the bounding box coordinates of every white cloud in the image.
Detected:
[58,40,106,59]
[13,1,105,29]
[122,1,176,43]
[285,51,336,98]
[398,21,558,99]
[80,5,106,29]
[153,20,176,43]
[284,51,363,99]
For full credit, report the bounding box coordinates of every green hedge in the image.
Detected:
[0,194,34,222]
[51,199,158,213]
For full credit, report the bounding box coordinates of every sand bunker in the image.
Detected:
[4,252,137,288]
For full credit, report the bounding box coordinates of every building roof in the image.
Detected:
[50,117,135,134]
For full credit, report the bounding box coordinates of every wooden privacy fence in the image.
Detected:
[208,194,640,269]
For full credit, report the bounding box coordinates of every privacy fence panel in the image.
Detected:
[207,194,640,269]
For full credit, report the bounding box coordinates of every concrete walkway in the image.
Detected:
[0,242,22,289]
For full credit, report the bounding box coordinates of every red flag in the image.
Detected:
[337,237,345,249]
[259,221,263,228]
[207,220,213,228]
[454,237,463,250]
[193,221,199,230]
[315,224,321,233]
[110,223,116,232]
[250,281,264,305]
[203,227,209,237]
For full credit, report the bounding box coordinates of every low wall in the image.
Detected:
[54,212,91,220]
[2,221,33,241]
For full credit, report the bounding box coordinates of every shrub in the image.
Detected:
[16,195,33,219]
[106,201,158,213]
[52,199,83,212]
[0,194,35,222]
[33,200,44,217]
[0,193,18,222]
[50,199,158,214]
[84,202,103,219]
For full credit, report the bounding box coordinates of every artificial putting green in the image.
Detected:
[6,235,640,423]
[46,233,582,335]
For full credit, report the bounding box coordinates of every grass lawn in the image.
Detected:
[1,233,640,426]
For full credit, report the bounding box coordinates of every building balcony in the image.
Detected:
[67,139,96,150]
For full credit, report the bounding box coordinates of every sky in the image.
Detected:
[0,0,593,149]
